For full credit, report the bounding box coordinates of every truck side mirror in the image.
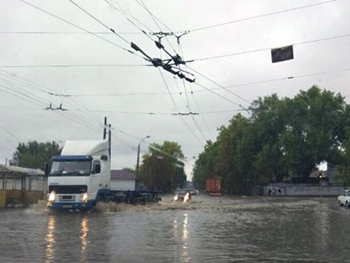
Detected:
[101,155,108,161]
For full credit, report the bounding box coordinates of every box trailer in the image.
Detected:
[206,177,221,196]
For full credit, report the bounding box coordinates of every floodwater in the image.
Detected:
[0,195,349,263]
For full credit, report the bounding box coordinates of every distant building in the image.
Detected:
[110,170,136,191]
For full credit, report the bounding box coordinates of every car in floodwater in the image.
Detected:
[337,189,350,207]
[173,189,191,202]
[186,188,198,195]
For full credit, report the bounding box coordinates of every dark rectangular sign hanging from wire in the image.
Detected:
[271,45,294,63]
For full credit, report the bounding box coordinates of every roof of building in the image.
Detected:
[0,165,45,176]
[110,169,136,180]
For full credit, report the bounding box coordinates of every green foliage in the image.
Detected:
[337,127,350,187]
[280,86,348,177]
[12,141,61,169]
[193,85,350,194]
[139,141,186,193]
[193,140,220,190]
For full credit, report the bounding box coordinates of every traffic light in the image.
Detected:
[271,45,294,63]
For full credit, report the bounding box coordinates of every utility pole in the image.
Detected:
[136,135,150,177]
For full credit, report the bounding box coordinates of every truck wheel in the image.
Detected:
[339,201,343,206]
[346,201,349,208]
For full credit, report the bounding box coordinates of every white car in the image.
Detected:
[337,190,350,207]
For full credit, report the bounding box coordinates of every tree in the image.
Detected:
[215,114,253,194]
[248,86,349,180]
[12,141,61,169]
[192,140,220,190]
[139,141,186,193]
[280,86,349,178]
[193,85,350,194]
[249,94,289,183]
[337,127,350,187]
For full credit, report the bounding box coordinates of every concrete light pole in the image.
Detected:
[136,135,150,177]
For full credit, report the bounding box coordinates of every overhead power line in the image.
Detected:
[179,115,205,146]
[68,0,130,45]
[69,0,205,150]
[64,0,196,82]
[19,0,136,56]
[105,0,196,81]
[104,0,155,42]
[0,70,146,151]
[122,0,208,144]
[134,0,178,52]
[190,32,350,63]
[193,82,240,106]
[225,67,350,89]
[158,68,177,107]
[188,0,337,32]
[9,66,347,99]
[136,0,208,143]
[0,125,22,142]
[0,69,104,129]
[172,112,199,116]
[0,64,148,68]
[187,66,250,104]
[0,31,141,35]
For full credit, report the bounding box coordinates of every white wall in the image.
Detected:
[264,184,343,196]
[111,180,135,191]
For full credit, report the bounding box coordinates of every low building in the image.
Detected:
[110,169,136,191]
[0,165,46,207]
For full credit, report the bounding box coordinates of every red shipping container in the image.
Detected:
[206,177,221,196]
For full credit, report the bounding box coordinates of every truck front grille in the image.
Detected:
[59,195,76,202]
[49,185,87,194]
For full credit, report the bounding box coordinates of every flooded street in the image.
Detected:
[1,195,350,263]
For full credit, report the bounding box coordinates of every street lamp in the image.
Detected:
[136,135,150,177]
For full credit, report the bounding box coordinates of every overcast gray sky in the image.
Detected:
[1,0,349,179]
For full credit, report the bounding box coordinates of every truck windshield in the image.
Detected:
[50,160,91,176]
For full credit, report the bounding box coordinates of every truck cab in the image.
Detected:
[47,140,111,210]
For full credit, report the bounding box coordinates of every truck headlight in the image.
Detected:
[48,191,56,202]
[81,193,88,202]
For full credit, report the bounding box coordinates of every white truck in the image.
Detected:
[46,119,112,210]
[337,189,350,207]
